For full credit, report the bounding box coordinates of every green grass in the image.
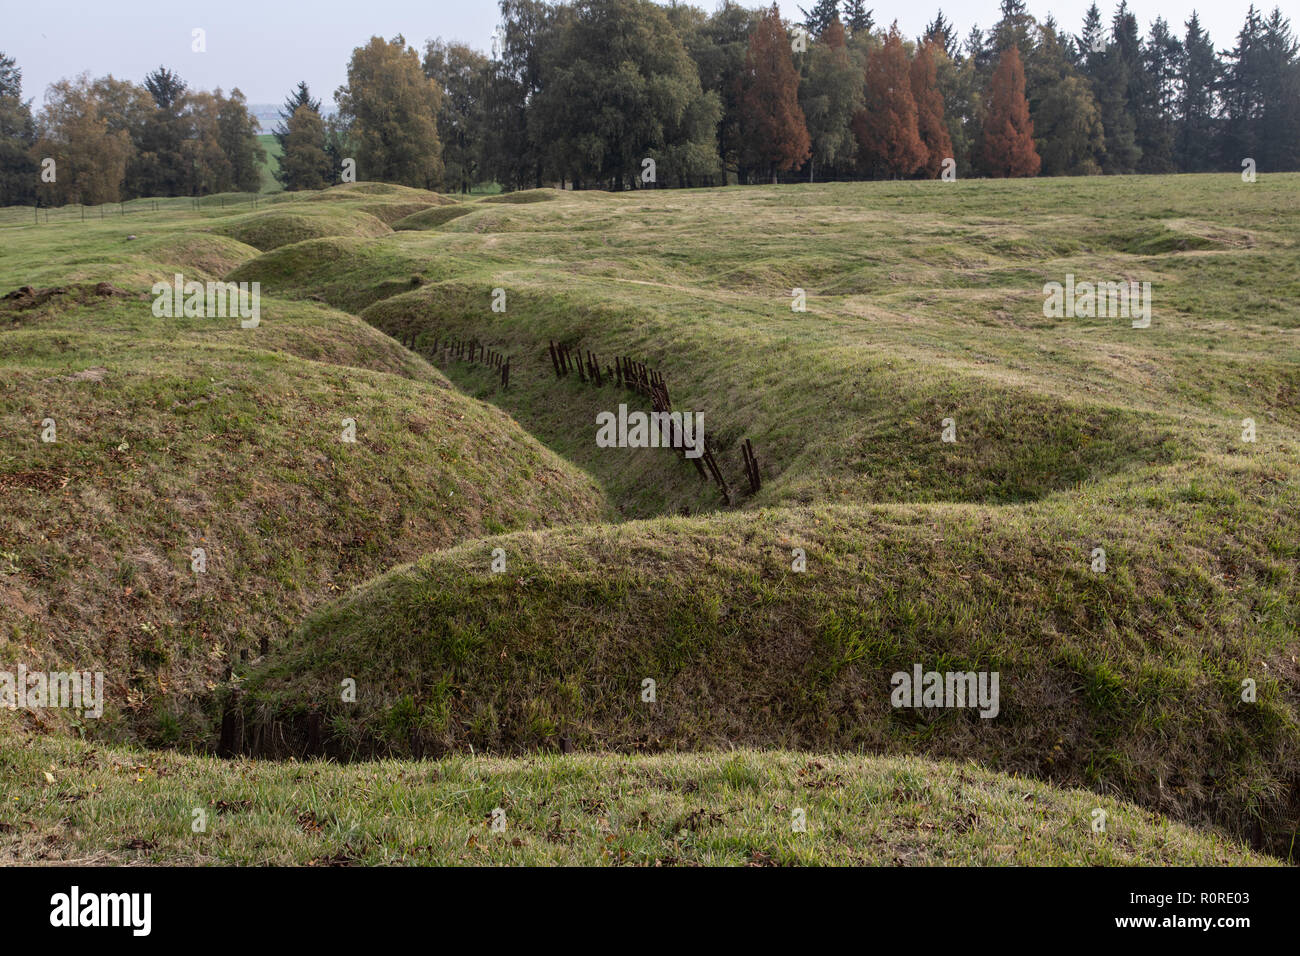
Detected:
[256,134,281,194]
[2,174,1298,864]
[0,184,608,747]
[1,735,1276,865]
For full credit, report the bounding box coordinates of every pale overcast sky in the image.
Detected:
[6,0,1280,106]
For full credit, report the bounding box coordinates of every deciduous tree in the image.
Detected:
[801,19,862,179]
[36,74,132,204]
[335,35,443,189]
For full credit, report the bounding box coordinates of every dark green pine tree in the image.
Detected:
[129,66,191,197]
[842,0,874,38]
[1176,12,1219,172]
[991,0,1034,61]
[799,0,841,38]
[1081,5,1140,172]
[0,52,37,206]
[273,81,321,155]
[1136,17,1180,171]
[1219,5,1266,168]
[966,25,993,75]
[1078,2,1105,60]
[924,10,958,60]
[1255,7,1300,171]
[272,82,329,189]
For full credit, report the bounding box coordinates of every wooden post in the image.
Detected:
[742,439,761,494]
[218,690,244,757]
[305,711,322,756]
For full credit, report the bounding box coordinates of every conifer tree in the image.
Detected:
[910,40,954,176]
[842,0,874,38]
[279,105,332,190]
[799,0,841,38]
[1176,12,1219,172]
[0,53,37,205]
[1256,7,1300,171]
[273,82,320,157]
[923,11,959,60]
[740,5,811,182]
[853,24,927,177]
[980,43,1041,176]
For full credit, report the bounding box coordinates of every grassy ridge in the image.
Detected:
[231,176,1300,518]
[4,176,1298,864]
[1,734,1275,866]
[0,187,609,746]
[226,176,1299,854]
[244,491,1300,853]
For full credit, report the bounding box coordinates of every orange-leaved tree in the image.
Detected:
[979,44,1041,178]
[909,40,954,178]
[853,24,926,178]
[739,4,811,183]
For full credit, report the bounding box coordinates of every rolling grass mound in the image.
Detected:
[2,735,1276,865]
[274,181,453,204]
[3,232,262,290]
[243,485,1300,853]
[362,279,1189,515]
[213,209,391,251]
[481,188,559,204]
[393,205,477,230]
[355,201,447,226]
[226,237,440,313]
[0,287,609,747]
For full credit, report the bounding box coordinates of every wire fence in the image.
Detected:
[0,192,268,229]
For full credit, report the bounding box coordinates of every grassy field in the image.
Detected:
[256,134,281,194]
[1,174,1297,864]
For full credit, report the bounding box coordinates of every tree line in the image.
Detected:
[0,62,266,206]
[1,0,1297,204]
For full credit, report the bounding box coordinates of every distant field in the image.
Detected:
[2,175,1297,863]
[257,133,281,193]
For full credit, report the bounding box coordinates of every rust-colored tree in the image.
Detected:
[979,44,1041,178]
[739,4,810,183]
[853,24,926,178]
[909,40,954,178]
